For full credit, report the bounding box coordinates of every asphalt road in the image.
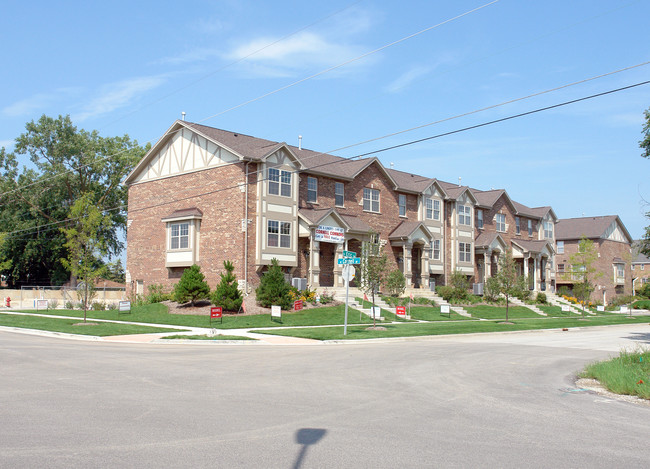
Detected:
[2,325,650,468]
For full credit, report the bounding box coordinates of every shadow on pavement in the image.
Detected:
[293,428,327,469]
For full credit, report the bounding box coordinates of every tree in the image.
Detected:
[0,115,148,286]
[639,107,650,255]
[568,237,602,318]
[60,194,111,322]
[212,260,243,312]
[173,265,211,306]
[256,258,292,309]
[385,269,406,297]
[360,233,388,327]
[494,249,518,322]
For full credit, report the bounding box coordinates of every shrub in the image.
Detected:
[513,275,531,301]
[637,283,650,299]
[64,300,74,310]
[256,258,292,309]
[211,260,243,312]
[91,301,106,311]
[49,299,59,310]
[107,302,117,311]
[611,294,636,307]
[449,270,470,300]
[484,277,500,302]
[557,286,572,297]
[436,285,455,302]
[146,284,168,304]
[173,264,211,306]
[536,292,547,304]
[385,269,406,297]
[319,290,334,305]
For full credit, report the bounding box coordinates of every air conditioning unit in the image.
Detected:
[473,282,484,296]
[291,278,307,291]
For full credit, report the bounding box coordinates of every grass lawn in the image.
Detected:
[0,313,186,336]
[538,305,581,317]
[581,348,650,400]
[408,306,471,321]
[250,314,650,341]
[17,303,376,329]
[161,334,257,341]
[466,305,543,319]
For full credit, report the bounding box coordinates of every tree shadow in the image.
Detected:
[293,428,327,469]
[624,332,650,345]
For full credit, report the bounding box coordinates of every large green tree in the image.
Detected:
[0,115,148,286]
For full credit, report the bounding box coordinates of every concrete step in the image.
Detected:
[546,292,590,315]
[507,296,547,316]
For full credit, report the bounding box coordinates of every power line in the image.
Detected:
[5,77,648,241]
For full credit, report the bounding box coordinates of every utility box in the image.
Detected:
[473,282,484,296]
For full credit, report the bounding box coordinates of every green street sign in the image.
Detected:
[342,250,356,258]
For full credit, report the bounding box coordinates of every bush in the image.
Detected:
[637,283,650,299]
[64,300,74,310]
[449,271,470,300]
[484,277,500,302]
[256,258,292,309]
[211,260,243,312]
[91,301,106,311]
[536,292,547,304]
[173,265,211,306]
[385,269,406,297]
[513,275,531,301]
[49,299,59,310]
[319,290,334,304]
[146,284,168,304]
[436,285,455,302]
[107,302,117,311]
[610,294,636,307]
[557,286,572,297]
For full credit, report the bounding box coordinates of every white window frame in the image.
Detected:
[268,168,292,197]
[477,209,483,229]
[433,239,441,260]
[363,188,380,213]
[458,204,471,226]
[496,213,506,233]
[616,264,625,278]
[459,242,471,262]
[267,220,291,248]
[515,216,521,234]
[170,222,190,250]
[557,241,564,254]
[399,194,407,217]
[307,176,318,203]
[544,221,554,239]
[335,182,344,207]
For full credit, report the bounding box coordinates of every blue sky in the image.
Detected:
[2,0,650,247]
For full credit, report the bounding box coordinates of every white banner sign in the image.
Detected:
[315,225,345,243]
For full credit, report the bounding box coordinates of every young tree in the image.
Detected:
[212,260,243,312]
[568,237,602,318]
[494,249,518,322]
[385,269,406,297]
[0,115,148,286]
[360,233,388,327]
[256,258,291,309]
[60,193,111,322]
[173,265,210,306]
[639,107,650,255]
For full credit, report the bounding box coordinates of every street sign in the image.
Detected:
[341,265,355,283]
[342,250,356,258]
[337,257,361,265]
[396,306,406,318]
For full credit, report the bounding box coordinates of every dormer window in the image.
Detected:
[268,168,291,197]
[458,204,471,226]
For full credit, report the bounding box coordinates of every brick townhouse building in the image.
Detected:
[631,241,650,293]
[125,120,624,301]
[555,216,633,303]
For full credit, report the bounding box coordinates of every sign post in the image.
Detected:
[210,306,223,325]
[341,263,356,335]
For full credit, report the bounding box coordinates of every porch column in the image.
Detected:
[523,256,529,283]
[534,255,541,291]
[310,234,320,287]
[422,245,431,289]
[403,243,413,287]
[485,251,492,278]
[334,242,344,287]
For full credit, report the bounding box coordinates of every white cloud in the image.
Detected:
[74,76,167,121]
[2,87,79,117]
[384,66,432,94]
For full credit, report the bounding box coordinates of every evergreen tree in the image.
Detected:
[211,260,243,312]
[256,258,291,309]
[173,264,210,306]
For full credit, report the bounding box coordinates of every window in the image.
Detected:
[496,213,506,232]
[170,222,189,249]
[557,241,564,254]
[425,198,441,220]
[616,264,624,278]
[268,220,291,248]
[528,219,533,236]
[335,182,344,207]
[642,264,646,271]
[433,239,441,260]
[459,242,471,262]
[268,168,291,197]
[477,209,484,229]
[307,176,317,203]
[399,194,406,217]
[558,264,565,273]
[433,199,440,220]
[458,204,471,226]
[363,188,380,213]
[544,221,554,239]
[515,217,521,234]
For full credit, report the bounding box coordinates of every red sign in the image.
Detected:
[294,300,303,311]
[211,307,222,318]
[396,306,406,317]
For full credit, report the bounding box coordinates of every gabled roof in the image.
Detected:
[298,208,372,233]
[161,207,203,222]
[632,240,650,264]
[474,232,508,252]
[437,180,477,203]
[555,215,632,242]
[388,221,432,240]
[472,188,519,213]
[511,201,556,220]
[511,239,555,254]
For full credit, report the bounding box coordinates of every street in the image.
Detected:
[1,325,649,468]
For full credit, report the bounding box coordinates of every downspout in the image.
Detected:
[244,161,250,295]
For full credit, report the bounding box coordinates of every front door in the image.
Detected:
[411,247,421,288]
[319,243,335,287]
